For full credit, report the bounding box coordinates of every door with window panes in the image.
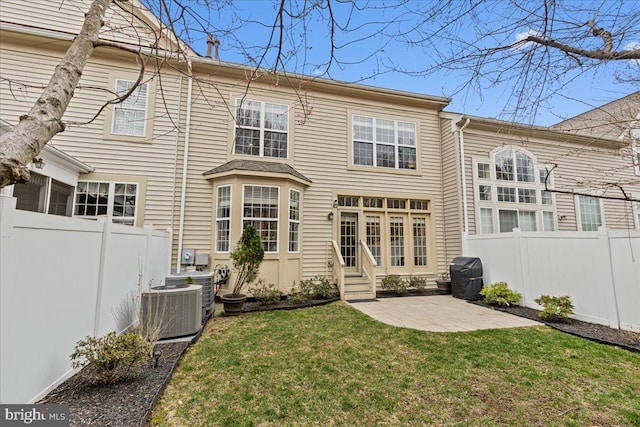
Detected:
[339,212,359,274]
[337,195,431,273]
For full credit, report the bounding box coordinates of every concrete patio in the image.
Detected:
[349,295,540,332]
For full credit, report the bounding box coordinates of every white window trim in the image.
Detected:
[351,115,417,170]
[473,150,557,234]
[111,79,149,137]
[10,171,71,215]
[575,195,605,231]
[479,207,494,234]
[241,184,281,253]
[632,131,640,176]
[74,181,138,225]
[215,185,232,253]
[234,98,289,159]
[632,200,640,230]
[288,189,301,253]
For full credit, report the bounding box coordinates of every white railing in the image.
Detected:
[0,196,172,403]
[464,227,640,332]
[331,240,345,300]
[360,240,378,294]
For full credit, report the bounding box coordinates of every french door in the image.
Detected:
[339,212,359,274]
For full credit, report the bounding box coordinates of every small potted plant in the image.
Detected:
[435,272,452,294]
[221,225,265,315]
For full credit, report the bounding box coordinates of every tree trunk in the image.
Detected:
[0,0,114,188]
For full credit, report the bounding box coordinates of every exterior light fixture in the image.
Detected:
[327,212,334,221]
[33,158,44,169]
[153,350,162,368]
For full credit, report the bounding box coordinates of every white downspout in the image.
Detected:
[458,119,471,234]
[457,118,471,242]
[176,58,194,272]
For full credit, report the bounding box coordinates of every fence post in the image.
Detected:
[601,227,621,329]
[92,218,111,336]
[142,225,153,291]
[511,228,527,305]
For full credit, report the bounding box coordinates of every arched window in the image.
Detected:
[494,149,534,182]
[474,147,556,234]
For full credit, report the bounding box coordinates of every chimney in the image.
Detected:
[206,34,220,60]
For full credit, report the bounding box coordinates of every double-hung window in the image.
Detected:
[577,195,603,231]
[352,115,417,170]
[112,80,148,136]
[235,99,289,158]
[74,181,138,225]
[215,185,232,252]
[288,189,300,252]
[242,185,279,252]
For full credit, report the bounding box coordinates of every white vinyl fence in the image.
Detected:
[464,227,640,332]
[0,196,172,404]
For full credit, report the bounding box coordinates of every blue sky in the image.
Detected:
[166,0,640,126]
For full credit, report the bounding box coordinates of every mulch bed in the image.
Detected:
[39,294,639,427]
[470,299,640,352]
[241,295,340,312]
[38,341,189,427]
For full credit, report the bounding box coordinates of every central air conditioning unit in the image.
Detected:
[141,284,202,339]
[166,272,215,321]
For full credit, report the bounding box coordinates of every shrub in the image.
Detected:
[305,275,334,299]
[229,225,265,296]
[535,295,574,323]
[287,282,308,304]
[288,275,335,303]
[70,332,153,385]
[408,276,427,292]
[480,281,522,306]
[248,279,283,305]
[381,275,409,295]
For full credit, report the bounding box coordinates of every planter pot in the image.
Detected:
[221,293,247,316]
[435,280,452,294]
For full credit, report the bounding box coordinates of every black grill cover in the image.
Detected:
[450,257,484,300]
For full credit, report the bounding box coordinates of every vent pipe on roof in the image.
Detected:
[206,34,220,60]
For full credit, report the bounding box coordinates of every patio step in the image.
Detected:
[343,280,375,301]
[343,289,376,301]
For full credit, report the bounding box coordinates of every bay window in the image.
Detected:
[215,185,231,252]
[242,185,279,252]
[288,189,300,252]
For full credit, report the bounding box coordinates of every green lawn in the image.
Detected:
[149,302,640,426]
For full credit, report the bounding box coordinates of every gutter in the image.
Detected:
[176,58,193,273]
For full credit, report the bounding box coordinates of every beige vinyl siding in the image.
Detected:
[460,128,639,233]
[179,73,447,282]
[440,118,463,262]
[293,94,444,281]
[0,33,182,232]
[1,0,170,51]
